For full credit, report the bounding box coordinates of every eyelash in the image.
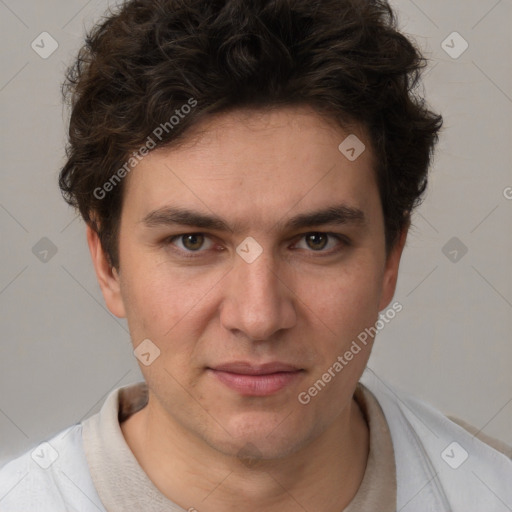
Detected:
[163,232,350,259]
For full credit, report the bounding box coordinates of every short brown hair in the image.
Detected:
[59,0,442,269]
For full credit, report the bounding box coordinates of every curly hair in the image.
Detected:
[59,0,442,270]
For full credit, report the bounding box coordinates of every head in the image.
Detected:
[59,0,441,460]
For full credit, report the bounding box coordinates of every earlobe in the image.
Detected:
[378,225,408,311]
[86,224,126,318]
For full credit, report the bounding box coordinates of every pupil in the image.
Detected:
[184,234,203,250]
[307,233,327,250]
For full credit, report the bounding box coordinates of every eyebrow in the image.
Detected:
[140,203,366,232]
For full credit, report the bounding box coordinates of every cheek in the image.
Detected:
[301,258,384,348]
[119,250,223,349]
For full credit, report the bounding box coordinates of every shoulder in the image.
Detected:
[360,370,512,509]
[448,415,512,459]
[0,423,106,512]
[360,370,511,460]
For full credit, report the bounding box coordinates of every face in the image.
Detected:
[88,107,405,460]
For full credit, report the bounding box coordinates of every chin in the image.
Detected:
[203,414,314,462]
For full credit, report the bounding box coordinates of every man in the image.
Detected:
[0,0,510,510]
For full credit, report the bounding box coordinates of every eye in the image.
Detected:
[167,233,214,254]
[293,232,348,254]
[164,231,349,259]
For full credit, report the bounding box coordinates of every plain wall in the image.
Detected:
[0,0,511,464]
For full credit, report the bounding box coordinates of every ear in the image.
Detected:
[378,223,409,311]
[86,223,126,318]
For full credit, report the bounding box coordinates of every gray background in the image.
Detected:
[0,0,511,465]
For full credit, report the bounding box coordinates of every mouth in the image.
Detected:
[207,361,305,396]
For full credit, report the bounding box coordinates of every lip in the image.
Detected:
[208,361,304,396]
[212,361,301,375]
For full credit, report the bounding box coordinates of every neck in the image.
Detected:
[121,393,369,512]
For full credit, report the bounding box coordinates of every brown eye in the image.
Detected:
[164,233,216,259]
[293,232,348,255]
[305,233,328,251]
[166,233,214,254]
[181,234,205,251]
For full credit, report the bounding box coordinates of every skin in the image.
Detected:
[87,106,407,512]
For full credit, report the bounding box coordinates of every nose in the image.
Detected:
[219,248,297,341]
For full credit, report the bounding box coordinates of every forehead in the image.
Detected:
[121,106,380,231]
